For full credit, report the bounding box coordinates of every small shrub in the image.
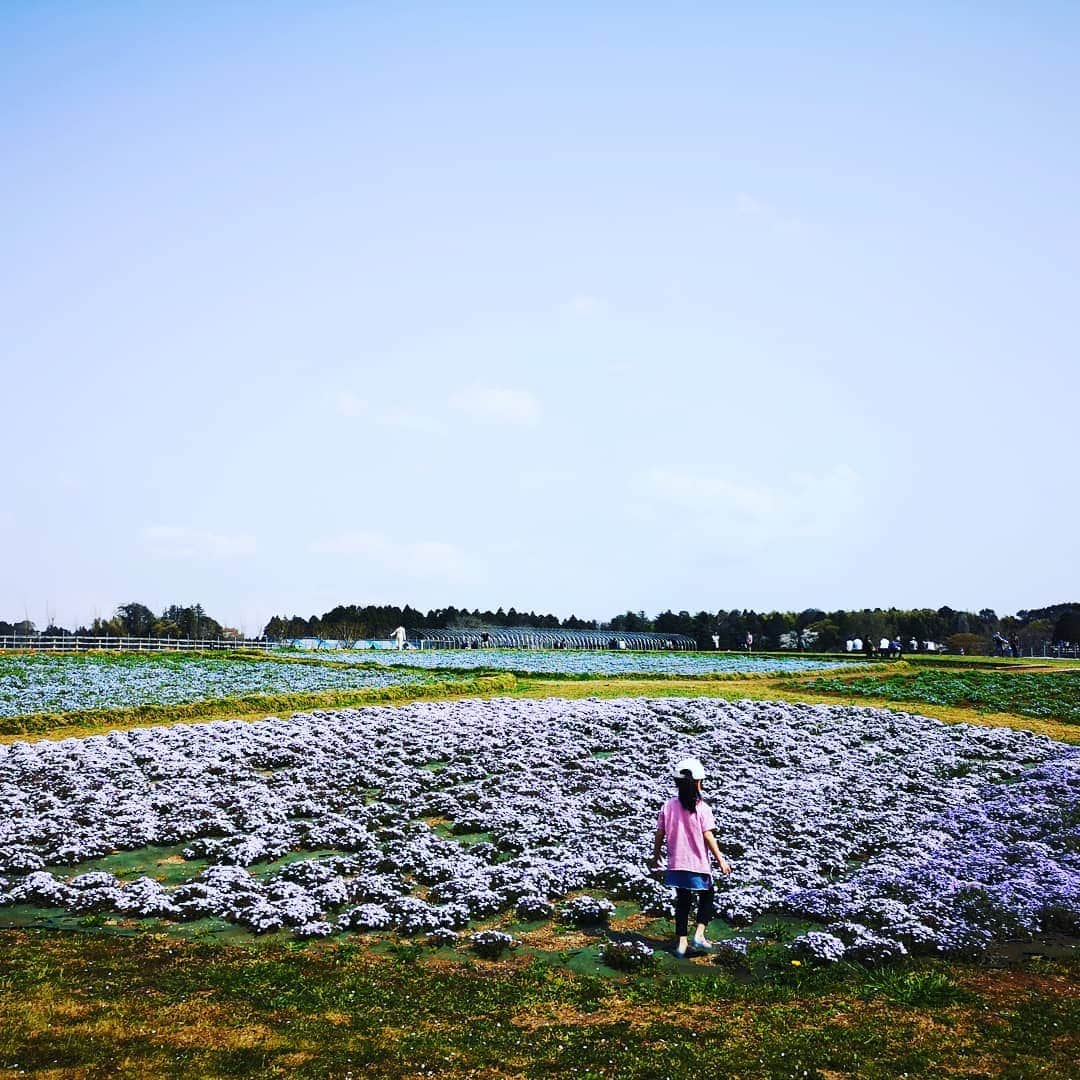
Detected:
[469,930,516,959]
[425,928,459,948]
[600,940,655,973]
[711,937,752,966]
[560,895,615,927]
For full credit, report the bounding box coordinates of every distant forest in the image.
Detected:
[4,601,1078,654]
[262,601,1080,653]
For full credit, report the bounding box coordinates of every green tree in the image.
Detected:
[116,602,156,637]
[1053,610,1080,643]
[808,618,843,651]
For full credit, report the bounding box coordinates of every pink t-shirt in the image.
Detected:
[657,796,716,874]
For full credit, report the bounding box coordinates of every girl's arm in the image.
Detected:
[703,830,732,875]
[650,827,665,868]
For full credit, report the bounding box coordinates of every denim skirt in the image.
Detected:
[664,870,712,891]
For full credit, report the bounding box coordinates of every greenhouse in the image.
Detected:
[407,627,696,650]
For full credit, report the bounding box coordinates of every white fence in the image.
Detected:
[0,635,277,653]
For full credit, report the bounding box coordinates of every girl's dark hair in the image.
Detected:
[675,772,700,812]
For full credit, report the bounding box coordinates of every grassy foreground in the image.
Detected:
[2,931,1078,1079]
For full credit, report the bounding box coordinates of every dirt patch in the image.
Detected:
[511,998,750,1033]
[515,924,596,953]
[965,967,1080,1000]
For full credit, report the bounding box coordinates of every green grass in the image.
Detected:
[800,669,1080,725]
[862,967,974,1006]
[1,931,1077,1078]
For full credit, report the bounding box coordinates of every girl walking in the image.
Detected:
[650,756,731,957]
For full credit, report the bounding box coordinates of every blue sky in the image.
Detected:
[2,3,1078,634]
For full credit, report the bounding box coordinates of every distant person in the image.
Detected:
[745,632,753,652]
[1010,635,1021,659]
[649,757,732,958]
[711,634,720,650]
[863,635,875,659]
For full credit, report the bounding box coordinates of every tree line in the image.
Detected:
[4,600,1078,654]
[0,603,238,641]
[261,601,1080,653]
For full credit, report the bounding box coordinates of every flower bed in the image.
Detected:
[0,697,1076,962]
[295,648,848,678]
[0,653,425,718]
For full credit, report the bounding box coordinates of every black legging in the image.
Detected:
[674,883,715,937]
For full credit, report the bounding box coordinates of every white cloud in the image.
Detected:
[309,531,482,584]
[376,409,448,435]
[336,392,369,418]
[448,385,540,426]
[639,465,860,545]
[139,526,256,561]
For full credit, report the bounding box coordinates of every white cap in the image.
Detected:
[672,756,706,780]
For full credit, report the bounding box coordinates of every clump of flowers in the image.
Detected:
[0,847,44,873]
[560,895,615,927]
[469,930,516,959]
[789,931,847,965]
[600,939,655,972]
[830,921,908,963]
[338,904,393,931]
[515,895,554,920]
[294,920,335,938]
[710,937,752,965]
[425,928,459,947]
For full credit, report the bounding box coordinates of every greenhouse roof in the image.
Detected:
[408,626,695,650]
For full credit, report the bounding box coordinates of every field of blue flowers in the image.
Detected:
[293,647,849,678]
[2,696,1076,965]
[0,652,424,718]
